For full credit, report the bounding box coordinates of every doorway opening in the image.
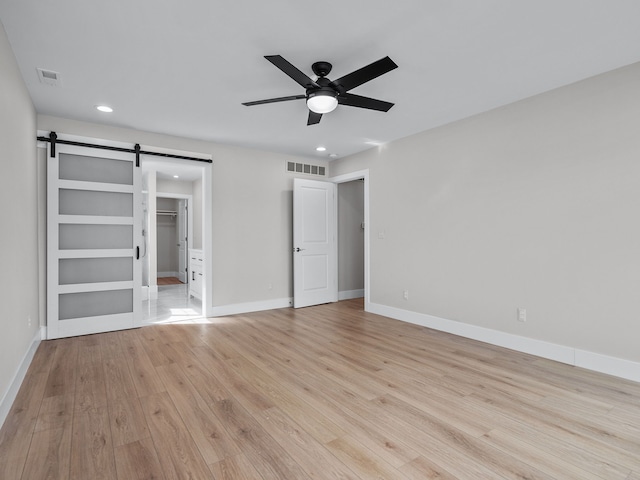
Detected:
[331,170,370,310]
[141,156,212,323]
[337,179,365,301]
[156,196,189,285]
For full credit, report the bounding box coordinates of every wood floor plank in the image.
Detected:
[114,437,166,480]
[74,344,107,413]
[100,333,151,447]
[43,339,77,399]
[21,424,72,480]
[139,392,213,479]
[117,330,166,398]
[197,325,242,361]
[225,353,347,444]
[209,453,265,480]
[374,394,556,480]
[190,344,275,413]
[326,435,410,480]
[209,397,311,480]
[256,407,361,480]
[107,395,150,448]
[367,365,500,438]
[481,427,617,480]
[135,327,178,367]
[468,387,640,459]
[399,455,458,480]
[34,394,74,433]
[170,349,230,404]
[155,362,241,463]
[468,393,637,477]
[0,370,51,479]
[100,332,140,400]
[70,406,118,480]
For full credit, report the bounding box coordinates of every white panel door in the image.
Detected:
[177,199,187,283]
[293,178,337,308]
[47,143,142,339]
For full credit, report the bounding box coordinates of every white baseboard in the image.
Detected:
[367,302,640,384]
[574,349,640,383]
[211,297,292,317]
[0,328,43,429]
[338,289,365,301]
[157,271,180,278]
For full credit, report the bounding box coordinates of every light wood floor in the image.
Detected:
[1,299,639,479]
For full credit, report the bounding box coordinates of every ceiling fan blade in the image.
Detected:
[307,111,322,125]
[242,94,306,106]
[337,93,394,112]
[330,56,398,93]
[265,55,319,89]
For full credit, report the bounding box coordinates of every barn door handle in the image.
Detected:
[136,246,140,259]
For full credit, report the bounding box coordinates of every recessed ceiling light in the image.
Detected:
[329,153,338,158]
[316,146,327,152]
[96,105,113,113]
[173,175,179,178]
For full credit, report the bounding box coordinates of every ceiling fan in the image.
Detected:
[242,55,398,125]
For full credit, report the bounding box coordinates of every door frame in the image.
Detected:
[141,155,213,317]
[329,169,370,311]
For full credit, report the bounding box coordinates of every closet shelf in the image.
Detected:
[157,210,177,217]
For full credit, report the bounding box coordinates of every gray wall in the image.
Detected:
[338,180,365,294]
[36,115,329,307]
[0,22,39,410]
[331,61,640,364]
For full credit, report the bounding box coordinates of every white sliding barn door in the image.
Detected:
[47,144,142,339]
[293,178,337,308]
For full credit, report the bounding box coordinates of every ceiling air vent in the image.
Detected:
[286,162,326,177]
[37,68,62,86]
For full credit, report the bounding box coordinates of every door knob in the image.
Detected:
[294,247,305,252]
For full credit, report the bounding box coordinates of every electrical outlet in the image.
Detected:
[403,290,409,300]
[268,283,273,291]
[517,308,526,322]
[28,315,32,327]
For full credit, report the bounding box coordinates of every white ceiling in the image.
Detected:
[2,0,640,160]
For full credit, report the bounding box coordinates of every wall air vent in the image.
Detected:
[286,161,326,177]
[37,68,62,86]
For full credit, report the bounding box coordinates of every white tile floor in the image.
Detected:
[141,283,204,324]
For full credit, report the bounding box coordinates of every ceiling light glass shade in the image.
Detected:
[307,91,338,114]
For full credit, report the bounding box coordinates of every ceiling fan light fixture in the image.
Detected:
[307,90,338,114]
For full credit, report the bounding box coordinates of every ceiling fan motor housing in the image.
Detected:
[311,61,332,77]
[307,75,338,98]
